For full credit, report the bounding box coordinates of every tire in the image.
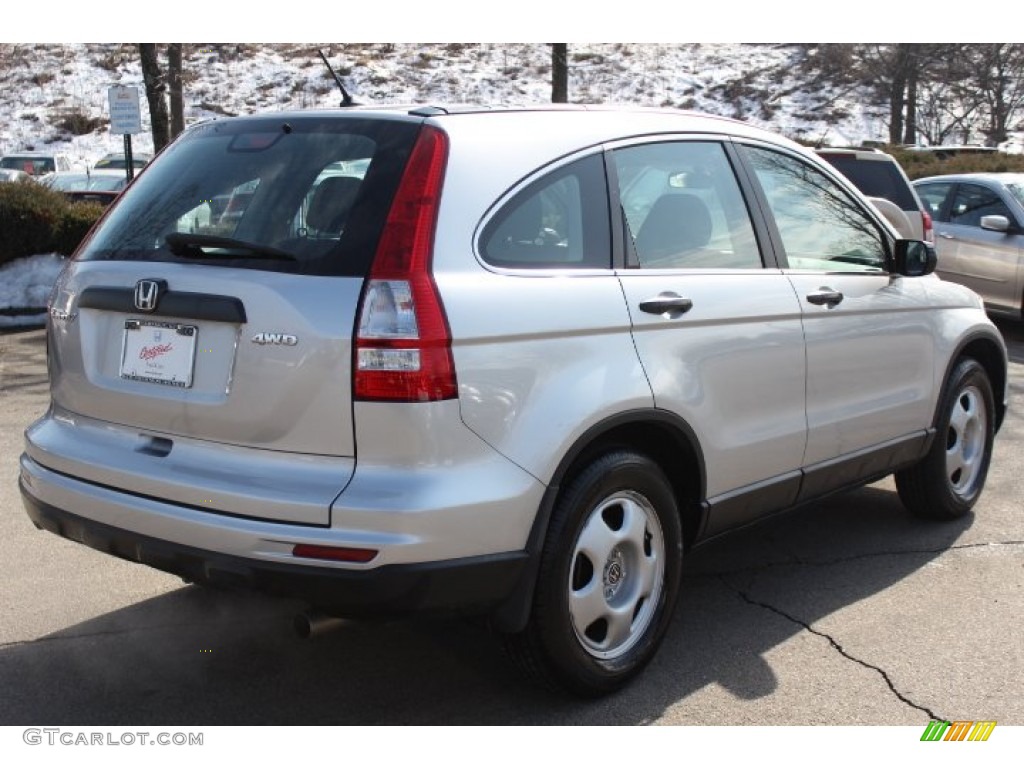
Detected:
[896,357,995,520]
[504,450,683,696]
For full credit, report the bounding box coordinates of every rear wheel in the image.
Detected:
[896,358,995,520]
[504,450,683,696]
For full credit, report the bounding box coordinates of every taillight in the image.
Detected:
[354,125,456,402]
[922,210,934,244]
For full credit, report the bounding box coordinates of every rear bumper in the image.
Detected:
[20,475,529,617]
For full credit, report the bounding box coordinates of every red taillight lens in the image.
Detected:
[292,544,378,564]
[354,125,457,402]
[922,210,934,244]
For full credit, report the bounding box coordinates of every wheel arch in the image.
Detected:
[490,409,706,633]
[944,332,1007,433]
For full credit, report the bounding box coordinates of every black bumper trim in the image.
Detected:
[21,482,529,618]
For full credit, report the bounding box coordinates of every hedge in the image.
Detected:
[0,181,104,268]
[888,148,1024,181]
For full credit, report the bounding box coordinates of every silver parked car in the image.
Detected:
[914,173,1024,319]
[21,106,1008,696]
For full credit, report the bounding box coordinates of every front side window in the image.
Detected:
[950,184,1015,227]
[743,146,888,272]
[480,154,610,269]
[612,141,761,269]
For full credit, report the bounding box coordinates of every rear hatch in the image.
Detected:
[44,113,422,523]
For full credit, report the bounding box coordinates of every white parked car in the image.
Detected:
[21,105,1008,696]
[0,151,73,176]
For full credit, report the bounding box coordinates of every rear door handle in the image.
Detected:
[639,293,693,316]
[806,288,844,307]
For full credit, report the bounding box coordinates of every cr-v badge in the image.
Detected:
[251,332,298,346]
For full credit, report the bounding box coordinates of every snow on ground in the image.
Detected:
[0,253,65,327]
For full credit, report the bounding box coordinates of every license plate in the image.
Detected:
[120,320,198,388]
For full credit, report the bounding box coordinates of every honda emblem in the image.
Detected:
[134,280,161,312]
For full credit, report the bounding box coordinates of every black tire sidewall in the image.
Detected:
[532,450,683,694]
[930,358,996,514]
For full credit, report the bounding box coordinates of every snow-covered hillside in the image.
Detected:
[0,42,887,170]
[0,42,894,324]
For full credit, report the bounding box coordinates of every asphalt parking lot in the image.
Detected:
[0,322,1021,726]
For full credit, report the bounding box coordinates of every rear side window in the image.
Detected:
[915,182,954,222]
[480,154,610,269]
[817,153,918,211]
[76,117,421,277]
[612,141,761,269]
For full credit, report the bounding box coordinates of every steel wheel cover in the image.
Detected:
[567,490,665,660]
[945,383,988,497]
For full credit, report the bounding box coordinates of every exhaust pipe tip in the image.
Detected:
[294,610,348,639]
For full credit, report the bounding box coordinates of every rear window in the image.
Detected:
[76,116,421,277]
[0,156,55,175]
[817,153,918,211]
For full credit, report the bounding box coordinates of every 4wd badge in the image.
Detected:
[251,332,298,346]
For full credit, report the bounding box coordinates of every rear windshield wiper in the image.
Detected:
[165,233,296,262]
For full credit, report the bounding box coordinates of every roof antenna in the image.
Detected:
[318,49,359,107]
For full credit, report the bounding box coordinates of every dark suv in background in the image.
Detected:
[815,147,933,243]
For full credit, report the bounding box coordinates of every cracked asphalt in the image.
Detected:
[0,321,1021,725]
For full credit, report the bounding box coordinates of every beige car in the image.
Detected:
[915,173,1024,319]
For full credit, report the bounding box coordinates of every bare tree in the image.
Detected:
[854,44,917,144]
[971,44,1024,145]
[167,43,185,139]
[853,43,970,145]
[551,44,568,104]
[914,45,982,145]
[138,43,170,151]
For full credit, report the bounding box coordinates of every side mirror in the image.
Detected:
[893,239,937,277]
[980,214,1010,233]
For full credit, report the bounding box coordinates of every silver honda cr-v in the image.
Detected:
[20,105,1008,696]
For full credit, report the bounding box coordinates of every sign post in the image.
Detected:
[107,85,143,182]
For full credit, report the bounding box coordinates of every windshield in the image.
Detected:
[1004,182,1024,209]
[76,116,421,277]
[95,156,150,169]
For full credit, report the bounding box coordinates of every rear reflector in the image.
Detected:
[292,544,378,564]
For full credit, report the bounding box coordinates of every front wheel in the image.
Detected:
[504,450,683,696]
[896,358,995,520]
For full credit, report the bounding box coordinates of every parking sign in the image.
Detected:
[108,85,142,135]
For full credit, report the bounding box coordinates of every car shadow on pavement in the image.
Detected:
[994,317,1023,365]
[0,483,973,726]
[0,329,48,395]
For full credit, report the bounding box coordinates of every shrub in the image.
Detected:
[0,182,64,265]
[54,110,106,136]
[0,182,103,266]
[55,201,104,256]
[890,148,1024,180]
